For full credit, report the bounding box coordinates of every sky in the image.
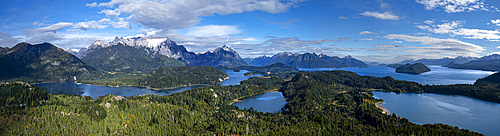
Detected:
[1,0,500,63]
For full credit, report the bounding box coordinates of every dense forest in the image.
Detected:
[395,63,431,74]
[80,66,228,89]
[81,43,185,73]
[0,70,483,135]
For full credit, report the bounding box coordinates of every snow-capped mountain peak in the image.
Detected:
[107,37,174,49]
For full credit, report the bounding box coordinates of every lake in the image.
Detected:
[220,70,262,86]
[35,70,259,99]
[372,91,500,136]
[232,92,287,113]
[299,66,495,85]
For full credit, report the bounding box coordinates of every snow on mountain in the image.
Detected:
[78,37,247,67]
[65,48,79,56]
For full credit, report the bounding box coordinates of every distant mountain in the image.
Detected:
[190,45,248,67]
[244,52,367,68]
[477,54,500,60]
[475,72,500,86]
[65,48,79,56]
[78,37,197,62]
[0,47,10,55]
[81,43,185,73]
[395,63,431,75]
[0,42,97,82]
[244,56,271,66]
[445,59,500,71]
[399,56,477,66]
[235,62,298,74]
[365,61,381,66]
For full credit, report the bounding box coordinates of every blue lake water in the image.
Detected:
[220,70,262,86]
[35,70,260,99]
[299,66,495,85]
[373,91,500,136]
[232,92,287,113]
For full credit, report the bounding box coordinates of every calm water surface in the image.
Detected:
[372,91,500,136]
[299,66,495,85]
[220,70,262,86]
[35,70,260,98]
[232,92,287,113]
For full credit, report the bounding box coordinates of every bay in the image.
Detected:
[232,92,287,113]
[372,91,500,136]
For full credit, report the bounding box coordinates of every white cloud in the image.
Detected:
[371,45,404,48]
[31,22,44,26]
[497,46,500,48]
[417,20,500,41]
[423,19,434,24]
[111,17,131,29]
[26,32,64,44]
[391,41,403,43]
[380,2,389,8]
[338,16,348,19]
[354,38,373,42]
[491,19,500,26]
[0,32,21,47]
[230,37,350,57]
[98,18,111,24]
[23,22,73,35]
[269,19,299,29]
[88,0,306,31]
[359,31,377,35]
[86,2,98,7]
[186,25,241,37]
[359,11,399,20]
[72,20,108,31]
[99,9,121,18]
[415,0,497,13]
[383,34,485,57]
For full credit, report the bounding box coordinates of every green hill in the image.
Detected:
[395,63,431,74]
[81,43,185,73]
[0,42,97,83]
[475,72,500,86]
[138,66,228,89]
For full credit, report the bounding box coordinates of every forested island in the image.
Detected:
[395,63,431,74]
[0,70,487,135]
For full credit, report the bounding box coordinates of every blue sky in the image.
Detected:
[1,0,500,63]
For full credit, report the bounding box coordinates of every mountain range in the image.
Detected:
[445,59,500,71]
[398,56,478,66]
[75,37,248,72]
[0,42,97,82]
[244,52,367,68]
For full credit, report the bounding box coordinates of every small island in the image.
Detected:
[395,63,431,75]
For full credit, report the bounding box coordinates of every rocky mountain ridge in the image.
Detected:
[77,37,247,69]
[245,52,367,68]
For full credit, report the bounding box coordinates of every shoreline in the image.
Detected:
[375,101,388,114]
[228,88,280,105]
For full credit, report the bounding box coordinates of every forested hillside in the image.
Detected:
[81,43,184,73]
[80,66,228,89]
[0,71,483,135]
